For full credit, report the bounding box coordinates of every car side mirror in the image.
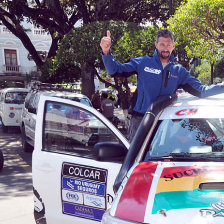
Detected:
[93,142,127,162]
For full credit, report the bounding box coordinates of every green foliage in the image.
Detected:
[194,63,211,84]
[168,0,224,63]
[114,26,158,62]
[112,26,158,85]
[194,59,224,85]
[55,21,140,73]
[40,58,81,83]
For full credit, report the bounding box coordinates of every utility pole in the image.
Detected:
[211,63,214,84]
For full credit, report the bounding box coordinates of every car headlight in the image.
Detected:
[101,209,139,224]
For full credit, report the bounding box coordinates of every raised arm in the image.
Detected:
[100,30,111,56]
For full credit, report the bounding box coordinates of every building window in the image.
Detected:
[4,49,17,66]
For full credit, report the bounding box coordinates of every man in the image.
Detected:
[100,29,224,141]
[101,92,114,122]
[91,90,101,110]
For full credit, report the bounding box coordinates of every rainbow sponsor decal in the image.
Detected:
[115,162,158,223]
[152,165,224,215]
[200,197,224,217]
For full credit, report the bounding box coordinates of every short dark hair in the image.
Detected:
[156,29,174,42]
[101,92,108,99]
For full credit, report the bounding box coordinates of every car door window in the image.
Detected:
[43,101,122,158]
[26,92,36,111]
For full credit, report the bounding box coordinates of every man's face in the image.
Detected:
[155,37,175,62]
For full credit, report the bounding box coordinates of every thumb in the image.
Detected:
[107,30,111,38]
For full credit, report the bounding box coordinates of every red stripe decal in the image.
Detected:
[115,162,158,222]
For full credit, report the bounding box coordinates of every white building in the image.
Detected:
[0,22,51,87]
[0,20,104,90]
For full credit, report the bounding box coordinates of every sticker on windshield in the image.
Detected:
[61,163,107,221]
[175,108,198,116]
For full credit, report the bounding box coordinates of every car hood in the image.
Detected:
[112,161,224,224]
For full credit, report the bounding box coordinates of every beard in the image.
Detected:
[158,50,171,60]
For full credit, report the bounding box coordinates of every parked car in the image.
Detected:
[20,84,92,152]
[32,92,224,224]
[0,87,28,132]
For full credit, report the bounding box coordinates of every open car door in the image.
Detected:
[32,95,129,224]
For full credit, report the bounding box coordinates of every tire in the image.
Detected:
[2,123,8,133]
[21,126,32,152]
[0,150,4,171]
[0,117,8,133]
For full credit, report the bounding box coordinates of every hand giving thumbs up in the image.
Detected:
[100,30,111,56]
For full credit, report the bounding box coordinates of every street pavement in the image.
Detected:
[0,128,35,224]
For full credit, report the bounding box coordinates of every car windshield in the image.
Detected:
[75,97,91,106]
[5,91,28,104]
[147,118,224,160]
[57,96,92,107]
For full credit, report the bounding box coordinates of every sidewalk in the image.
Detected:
[0,151,35,224]
[0,129,35,224]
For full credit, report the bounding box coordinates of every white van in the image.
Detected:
[0,88,28,132]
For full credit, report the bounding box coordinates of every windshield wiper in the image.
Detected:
[148,153,218,161]
[192,152,224,158]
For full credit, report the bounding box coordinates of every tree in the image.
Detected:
[194,63,211,85]
[0,0,185,100]
[0,0,183,68]
[114,27,157,61]
[40,58,81,83]
[77,0,185,26]
[0,0,82,67]
[214,58,224,79]
[168,0,224,63]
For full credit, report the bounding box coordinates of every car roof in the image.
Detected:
[38,90,88,98]
[160,92,224,120]
[0,87,29,93]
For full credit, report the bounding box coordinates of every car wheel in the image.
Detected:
[0,150,3,171]
[21,126,32,152]
[2,123,8,133]
[0,117,8,133]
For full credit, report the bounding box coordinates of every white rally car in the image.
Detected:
[33,92,224,224]
[32,95,129,224]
